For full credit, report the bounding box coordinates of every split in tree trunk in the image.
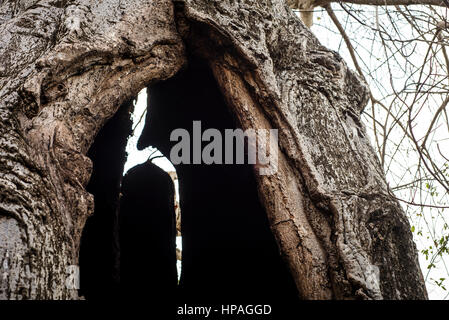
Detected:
[138,57,300,307]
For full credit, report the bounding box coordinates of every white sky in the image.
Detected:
[123,88,175,174]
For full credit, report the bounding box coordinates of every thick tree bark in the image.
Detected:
[0,0,427,299]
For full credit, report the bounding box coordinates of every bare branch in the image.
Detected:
[337,0,449,7]
[289,0,449,9]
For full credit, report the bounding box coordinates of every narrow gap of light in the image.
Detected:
[123,88,182,282]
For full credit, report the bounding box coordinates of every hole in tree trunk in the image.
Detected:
[138,56,299,305]
[119,160,178,300]
[79,100,133,300]
[79,56,299,308]
[79,92,181,301]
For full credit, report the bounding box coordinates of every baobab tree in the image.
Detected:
[0,0,428,300]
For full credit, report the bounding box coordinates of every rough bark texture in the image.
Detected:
[0,0,427,299]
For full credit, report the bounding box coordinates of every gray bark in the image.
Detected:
[0,0,427,299]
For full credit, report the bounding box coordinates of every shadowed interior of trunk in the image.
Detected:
[119,161,178,300]
[79,101,133,300]
[138,57,299,305]
[79,56,299,307]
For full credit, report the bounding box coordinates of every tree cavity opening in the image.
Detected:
[79,90,181,301]
[123,88,183,286]
[137,56,299,306]
[79,55,299,309]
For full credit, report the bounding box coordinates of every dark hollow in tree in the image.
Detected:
[138,57,300,307]
[79,101,133,300]
[118,161,178,301]
[79,101,178,303]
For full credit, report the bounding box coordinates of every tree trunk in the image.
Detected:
[0,0,427,300]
